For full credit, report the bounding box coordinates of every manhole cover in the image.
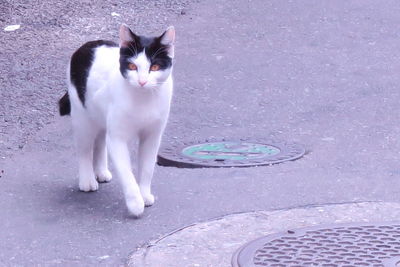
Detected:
[157,139,305,168]
[232,222,400,267]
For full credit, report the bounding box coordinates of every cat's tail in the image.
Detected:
[58,92,71,116]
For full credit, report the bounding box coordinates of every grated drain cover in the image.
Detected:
[232,222,400,267]
[157,139,305,168]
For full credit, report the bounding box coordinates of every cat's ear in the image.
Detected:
[119,24,136,48]
[160,26,175,58]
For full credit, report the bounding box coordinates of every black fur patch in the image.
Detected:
[58,92,71,116]
[119,33,172,78]
[70,40,117,105]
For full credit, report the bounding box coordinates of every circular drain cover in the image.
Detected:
[232,222,400,267]
[157,139,305,168]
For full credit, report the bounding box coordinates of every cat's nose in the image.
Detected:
[139,80,147,87]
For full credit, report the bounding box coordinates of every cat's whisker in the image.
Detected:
[126,45,134,55]
[151,47,164,59]
[127,46,135,56]
[134,44,138,55]
[128,43,138,55]
[151,46,168,59]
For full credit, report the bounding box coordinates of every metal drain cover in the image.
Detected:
[157,139,305,168]
[232,222,400,267]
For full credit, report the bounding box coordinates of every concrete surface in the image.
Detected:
[128,202,400,266]
[2,0,400,266]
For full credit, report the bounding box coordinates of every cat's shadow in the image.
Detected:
[54,182,137,219]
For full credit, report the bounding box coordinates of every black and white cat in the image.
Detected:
[59,24,175,217]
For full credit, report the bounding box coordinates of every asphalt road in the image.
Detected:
[2,0,400,265]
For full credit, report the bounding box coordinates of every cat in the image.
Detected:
[58,24,175,217]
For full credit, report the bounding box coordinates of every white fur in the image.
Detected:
[67,44,173,217]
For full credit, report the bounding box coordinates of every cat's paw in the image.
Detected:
[142,193,155,207]
[96,169,112,183]
[126,197,145,217]
[140,187,155,207]
[79,178,99,192]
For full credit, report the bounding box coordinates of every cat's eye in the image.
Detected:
[150,64,160,71]
[128,63,137,71]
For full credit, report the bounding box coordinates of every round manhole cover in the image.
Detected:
[232,222,400,267]
[157,139,305,168]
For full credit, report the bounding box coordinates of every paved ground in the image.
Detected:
[128,202,400,266]
[2,0,400,266]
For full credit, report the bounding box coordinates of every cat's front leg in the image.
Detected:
[138,131,163,207]
[107,136,144,216]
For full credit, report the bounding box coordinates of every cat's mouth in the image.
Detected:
[132,81,158,90]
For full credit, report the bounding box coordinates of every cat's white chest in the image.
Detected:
[107,81,172,135]
[130,98,165,126]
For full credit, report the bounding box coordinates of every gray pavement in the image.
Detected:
[2,0,400,266]
[128,202,400,266]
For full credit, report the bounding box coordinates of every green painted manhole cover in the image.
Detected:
[157,139,305,168]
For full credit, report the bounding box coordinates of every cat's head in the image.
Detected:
[119,24,175,88]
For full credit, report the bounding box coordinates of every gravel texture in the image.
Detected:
[0,0,195,158]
